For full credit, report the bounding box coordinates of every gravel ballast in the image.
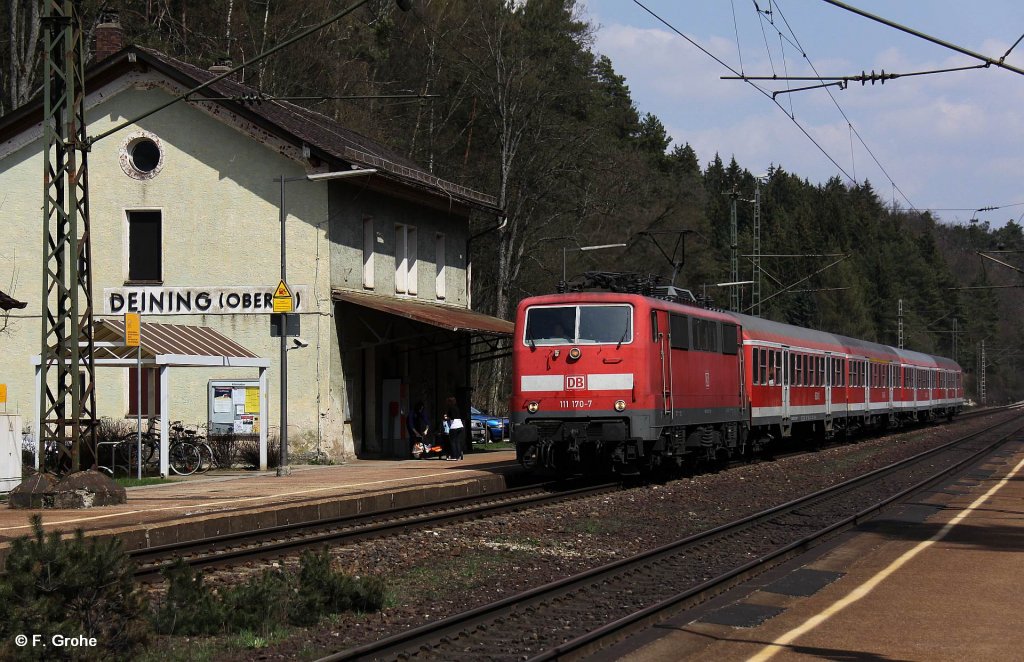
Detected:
[195,412,1018,660]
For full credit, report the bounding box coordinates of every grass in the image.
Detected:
[116,476,174,488]
[134,627,288,662]
[391,549,512,602]
[471,440,514,452]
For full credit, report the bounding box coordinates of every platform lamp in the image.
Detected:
[276,167,377,476]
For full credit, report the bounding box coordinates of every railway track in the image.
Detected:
[130,478,620,582]
[132,406,1010,582]
[320,411,1024,661]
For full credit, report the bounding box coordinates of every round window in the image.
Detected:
[130,139,160,173]
[119,131,165,180]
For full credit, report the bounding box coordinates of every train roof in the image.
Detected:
[730,310,959,369]
[518,292,960,370]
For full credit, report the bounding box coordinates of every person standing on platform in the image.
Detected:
[445,395,465,461]
[407,401,430,458]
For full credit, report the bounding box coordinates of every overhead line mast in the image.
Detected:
[39,0,97,472]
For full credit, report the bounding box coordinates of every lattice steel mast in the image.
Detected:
[38,0,96,473]
[751,177,762,317]
[728,189,740,312]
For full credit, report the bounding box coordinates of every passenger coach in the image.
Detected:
[511,288,963,474]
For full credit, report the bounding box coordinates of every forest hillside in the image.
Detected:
[3,0,1020,407]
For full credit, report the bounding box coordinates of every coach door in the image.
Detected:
[781,347,791,422]
[888,363,895,409]
[824,353,833,420]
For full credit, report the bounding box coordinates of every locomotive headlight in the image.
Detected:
[614,399,626,412]
[527,401,540,414]
[568,347,581,360]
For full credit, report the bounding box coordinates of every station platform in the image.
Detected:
[0,450,520,558]
[618,437,1024,661]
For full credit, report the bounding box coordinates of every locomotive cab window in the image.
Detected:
[523,304,632,346]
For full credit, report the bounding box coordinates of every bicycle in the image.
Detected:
[173,423,216,474]
[168,422,202,476]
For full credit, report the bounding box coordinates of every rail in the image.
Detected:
[321,410,1024,660]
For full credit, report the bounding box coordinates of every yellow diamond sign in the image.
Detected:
[272,280,293,313]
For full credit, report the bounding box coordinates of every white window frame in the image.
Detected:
[407,226,418,295]
[395,223,418,295]
[435,232,446,300]
[124,207,163,283]
[362,218,374,289]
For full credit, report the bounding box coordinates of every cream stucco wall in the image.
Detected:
[1,68,479,462]
[0,74,339,458]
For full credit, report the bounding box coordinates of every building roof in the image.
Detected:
[333,290,513,336]
[0,289,27,311]
[0,45,501,214]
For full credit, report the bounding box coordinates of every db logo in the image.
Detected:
[566,375,586,390]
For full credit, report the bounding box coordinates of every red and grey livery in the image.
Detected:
[511,291,963,474]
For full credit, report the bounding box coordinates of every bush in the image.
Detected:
[151,559,223,636]
[152,549,386,638]
[207,433,240,468]
[0,516,149,661]
[289,549,386,626]
[236,434,280,470]
[222,569,290,635]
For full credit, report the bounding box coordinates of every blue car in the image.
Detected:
[470,406,509,443]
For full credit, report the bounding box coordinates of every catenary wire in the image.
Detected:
[631,0,856,184]
[769,1,918,211]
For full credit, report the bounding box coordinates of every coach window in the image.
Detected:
[670,314,689,350]
[759,348,768,385]
[775,350,782,385]
[127,210,161,283]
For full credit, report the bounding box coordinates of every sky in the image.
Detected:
[580,0,1024,228]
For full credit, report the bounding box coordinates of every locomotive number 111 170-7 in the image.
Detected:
[559,399,593,408]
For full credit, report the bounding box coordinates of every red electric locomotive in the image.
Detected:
[510,279,963,475]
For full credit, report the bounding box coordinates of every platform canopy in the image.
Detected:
[32,319,270,475]
[333,289,513,335]
[89,318,269,367]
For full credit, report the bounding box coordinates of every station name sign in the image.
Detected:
[103,286,311,315]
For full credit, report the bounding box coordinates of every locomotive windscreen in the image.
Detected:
[524,304,632,345]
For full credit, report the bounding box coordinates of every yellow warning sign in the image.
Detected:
[272,280,293,313]
[0,384,7,404]
[124,313,141,347]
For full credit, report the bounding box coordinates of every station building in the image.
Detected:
[0,25,510,463]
